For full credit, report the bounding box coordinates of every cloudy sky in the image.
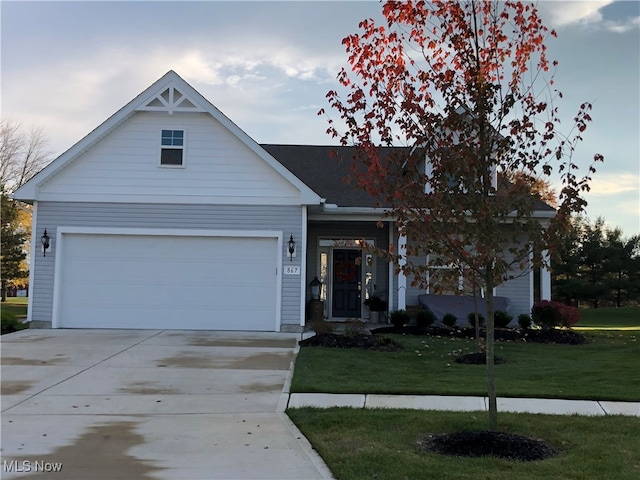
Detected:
[2,1,639,235]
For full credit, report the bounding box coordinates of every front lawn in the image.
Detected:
[291,330,640,401]
[1,297,28,318]
[577,306,640,330]
[287,408,640,480]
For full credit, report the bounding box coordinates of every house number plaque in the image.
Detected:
[284,266,301,275]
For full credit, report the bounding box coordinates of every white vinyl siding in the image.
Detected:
[37,112,302,205]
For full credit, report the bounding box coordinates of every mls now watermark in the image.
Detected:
[3,460,63,473]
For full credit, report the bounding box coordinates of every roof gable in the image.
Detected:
[14,71,321,205]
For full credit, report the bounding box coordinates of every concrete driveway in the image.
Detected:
[1,329,333,480]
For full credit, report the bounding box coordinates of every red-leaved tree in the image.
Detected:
[321,0,602,430]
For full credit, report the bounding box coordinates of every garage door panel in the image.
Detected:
[57,233,279,330]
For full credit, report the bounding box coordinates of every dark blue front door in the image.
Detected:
[332,249,361,318]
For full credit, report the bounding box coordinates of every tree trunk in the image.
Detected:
[472,276,481,352]
[1,279,7,303]
[485,266,497,431]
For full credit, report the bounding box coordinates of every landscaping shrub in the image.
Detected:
[467,312,485,327]
[1,310,27,335]
[390,309,410,327]
[532,300,580,329]
[416,309,436,328]
[310,319,336,335]
[344,320,368,337]
[494,310,513,329]
[442,313,458,328]
[518,313,532,330]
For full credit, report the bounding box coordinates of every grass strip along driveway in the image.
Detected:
[287,307,640,480]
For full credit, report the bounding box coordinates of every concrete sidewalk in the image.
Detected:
[287,393,640,416]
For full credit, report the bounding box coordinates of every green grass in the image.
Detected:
[1,297,28,318]
[291,331,640,401]
[577,306,640,330]
[287,408,640,480]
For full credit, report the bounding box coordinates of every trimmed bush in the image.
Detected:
[390,309,410,327]
[416,309,437,328]
[518,313,532,330]
[494,310,513,329]
[442,313,458,328]
[467,312,485,327]
[531,300,580,329]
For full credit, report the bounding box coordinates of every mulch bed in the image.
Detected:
[454,352,507,365]
[299,334,403,351]
[417,430,557,461]
[299,326,587,351]
[371,325,588,345]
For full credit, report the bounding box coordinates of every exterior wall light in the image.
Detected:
[288,234,296,262]
[310,276,322,300]
[41,229,50,257]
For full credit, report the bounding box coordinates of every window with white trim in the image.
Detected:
[160,129,184,166]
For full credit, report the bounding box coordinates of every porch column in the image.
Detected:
[299,206,308,327]
[398,231,407,310]
[387,223,394,311]
[541,249,551,300]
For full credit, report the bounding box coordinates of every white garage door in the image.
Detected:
[55,233,279,330]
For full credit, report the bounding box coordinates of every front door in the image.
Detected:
[332,249,362,318]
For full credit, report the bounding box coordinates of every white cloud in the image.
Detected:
[539,1,640,33]
[603,16,640,33]
[540,1,612,27]
[586,172,639,196]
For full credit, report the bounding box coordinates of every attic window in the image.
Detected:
[160,129,184,166]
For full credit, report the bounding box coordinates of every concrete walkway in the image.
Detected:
[287,393,640,417]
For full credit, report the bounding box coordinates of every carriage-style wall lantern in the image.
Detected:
[41,229,50,257]
[288,234,296,262]
[310,276,322,300]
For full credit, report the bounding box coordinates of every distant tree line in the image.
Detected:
[1,118,52,301]
[553,216,640,308]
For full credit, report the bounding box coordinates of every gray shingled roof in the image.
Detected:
[261,144,408,208]
[261,144,555,212]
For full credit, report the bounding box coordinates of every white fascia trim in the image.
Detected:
[51,226,284,330]
[309,206,391,222]
[311,205,554,222]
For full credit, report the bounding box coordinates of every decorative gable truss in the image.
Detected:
[136,86,206,115]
